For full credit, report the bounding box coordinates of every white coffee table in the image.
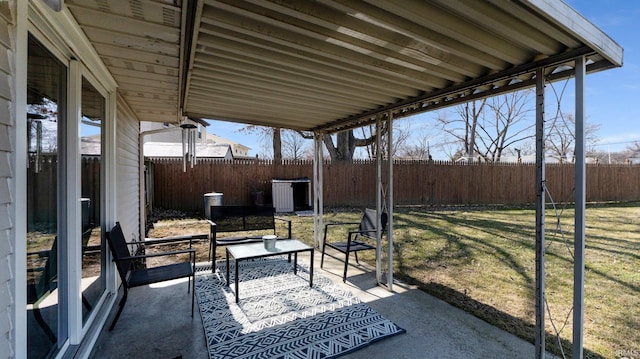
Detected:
[225,239,314,303]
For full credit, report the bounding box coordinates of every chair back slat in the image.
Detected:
[243,206,276,231]
[106,222,133,283]
[210,205,276,232]
[359,208,388,237]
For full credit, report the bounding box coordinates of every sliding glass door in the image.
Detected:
[26,34,66,359]
[26,33,111,358]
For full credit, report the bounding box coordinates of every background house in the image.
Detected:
[140,121,252,159]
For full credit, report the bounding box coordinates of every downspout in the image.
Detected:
[139,127,181,240]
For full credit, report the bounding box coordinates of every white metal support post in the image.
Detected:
[386,111,394,291]
[375,115,383,284]
[573,56,587,359]
[375,112,394,290]
[313,132,324,249]
[534,67,546,359]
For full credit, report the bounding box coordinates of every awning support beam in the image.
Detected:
[573,55,587,359]
[375,112,394,291]
[534,67,546,359]
[386,111,394,290]
[376,115,383,284]
[313,132,324,249]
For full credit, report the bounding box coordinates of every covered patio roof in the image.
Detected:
[57,2,623,357]
[64,0,622,133]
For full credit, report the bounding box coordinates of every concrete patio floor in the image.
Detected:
[89,250,546,358]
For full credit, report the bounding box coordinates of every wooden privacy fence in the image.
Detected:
[150,158,640,213]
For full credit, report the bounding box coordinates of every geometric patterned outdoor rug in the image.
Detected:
[195,257,405,359]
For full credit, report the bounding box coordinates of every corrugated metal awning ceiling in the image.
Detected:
[65,0,622,133]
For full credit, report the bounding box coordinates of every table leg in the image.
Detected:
[235,259,239,303]
[294,253,298,275]
[225,248,230,287]
[309,249,314,287]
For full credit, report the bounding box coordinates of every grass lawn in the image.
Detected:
[148,203,640,359]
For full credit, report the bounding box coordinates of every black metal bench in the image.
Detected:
[207,205,292,263]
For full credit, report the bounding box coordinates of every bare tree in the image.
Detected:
[239,125,282,161]
[628,141,640,153]
[297,128,382,162]
[545,112,600,163]
[461,99,484,161]
[589,149,629,164]
[324,131,377,162]
[272,127,282,163]
[281,129,310,160]
[357,121,411,160]
[437,99,485,162]
[399,130,433,160]
[438,90,535,162]
[479,90,535,162]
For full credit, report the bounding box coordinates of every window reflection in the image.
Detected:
[80,77,105,324]
[26,35,65,359]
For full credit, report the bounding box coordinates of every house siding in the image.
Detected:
[0,1,15,358]
[116,98,141,240]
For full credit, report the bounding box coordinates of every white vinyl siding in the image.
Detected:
[116,97,141,241]
[0,2,16,358]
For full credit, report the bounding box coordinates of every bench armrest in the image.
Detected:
[274,217,292,238]
[347,228,386,242]
[323,222,360,246]
[143,234,207,245]
[139,235,206,255]
[115,248,196,262]
[324,222,360,231]
[208,220,217,241]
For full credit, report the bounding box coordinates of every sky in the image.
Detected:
[205,1,639,160]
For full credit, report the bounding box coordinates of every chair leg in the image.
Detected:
[210,241,217,273]
[109,289,128,331]
[343,234,354,282]
[191,273,195,317]
[320,238,327,268]
[343,250,349,283]
[354,251,359,264]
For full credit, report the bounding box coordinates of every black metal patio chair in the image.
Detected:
[106,222,196,330]
[321,208,388,282]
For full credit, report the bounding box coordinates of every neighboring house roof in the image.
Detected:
[140,121,252,156]
[207,132,247,147]
[143,142,233,159]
